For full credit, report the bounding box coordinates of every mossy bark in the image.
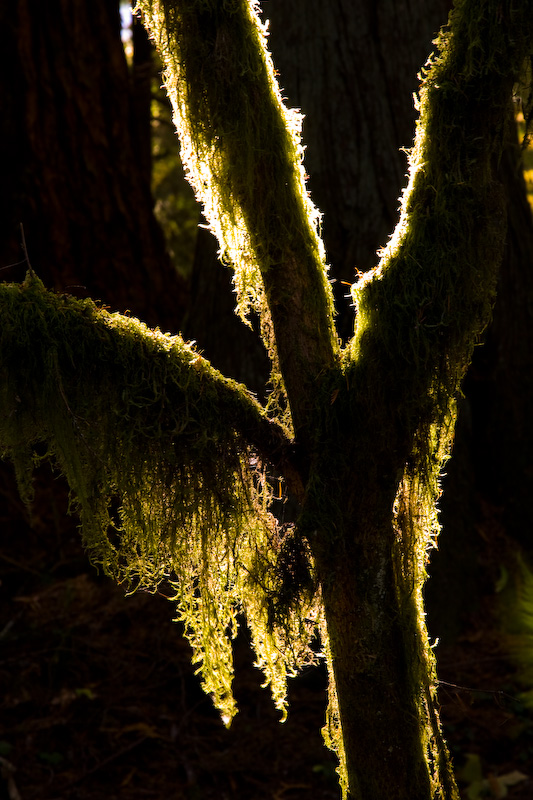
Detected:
[265,0,450,338]
[2,2,533,799]
[311,479,458,799]
[319,542,456,799]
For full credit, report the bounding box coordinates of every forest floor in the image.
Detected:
[1,462,533,800]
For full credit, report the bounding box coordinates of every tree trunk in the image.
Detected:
[185,0,450,376]
[0,0,185,331]
[302,382,460,799]
[267,0,533,626]
[319,524,456,800]
[265,0,450,337]
[472,136,533,550]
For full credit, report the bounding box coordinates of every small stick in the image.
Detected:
[19,222,36,279]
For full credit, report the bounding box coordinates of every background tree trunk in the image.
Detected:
[265,0,450,338]
[0,0,185,331]
[185,0,449,380]
[183,225,271,393]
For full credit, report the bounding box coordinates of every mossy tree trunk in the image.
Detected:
[2,2,533,800]
[186,0,450,365]
[268,0,533,627]
[317,517,453,800]
[136,1,529,796]
[303,385,464,798]
[184,0,450,382]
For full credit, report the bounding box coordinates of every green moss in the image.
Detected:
[136,0,337,419]
[335,0,533,793]
[347,0,533,590]
[0,277,320,723]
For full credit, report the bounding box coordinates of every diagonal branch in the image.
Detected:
[137,0,340,441]
[0,279,317,723]
[347,0,533,475]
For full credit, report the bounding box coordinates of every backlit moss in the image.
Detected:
[0,277,320,723]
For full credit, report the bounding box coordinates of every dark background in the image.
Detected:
[1,1,533,797]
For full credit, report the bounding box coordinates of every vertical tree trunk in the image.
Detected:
[0,0,185,331]
[320,530,456,800]
[473,137,533,549]
[305,405,460,799]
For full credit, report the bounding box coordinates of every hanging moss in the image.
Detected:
[0,276,320,723]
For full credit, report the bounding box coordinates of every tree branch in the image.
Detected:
[137,0,340,441]
[0,280,303,500]
[347,0,533,468]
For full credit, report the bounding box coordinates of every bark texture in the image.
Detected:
[0,0,185,331]
[265,0,450,336]
[475,139,533,549]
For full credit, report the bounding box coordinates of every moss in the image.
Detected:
[346,0,533,597]
[3,0,533,796]
[136,0,338,422]
[0,277,320,723]
[335,0,533,793]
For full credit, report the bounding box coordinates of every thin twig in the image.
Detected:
[19,222,35,279]
[437,679,519,703]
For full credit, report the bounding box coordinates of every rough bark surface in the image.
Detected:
[0,0,185,331]
[474,140,533,549]
[264,0,450,336]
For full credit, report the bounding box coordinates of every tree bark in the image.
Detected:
[0,0,185,331]
[265,0,450,337]
[319,521,455,800]
[266,0,533,624]
[183,225,271,394]
[185,0,450,372]
[472,137,533,550]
